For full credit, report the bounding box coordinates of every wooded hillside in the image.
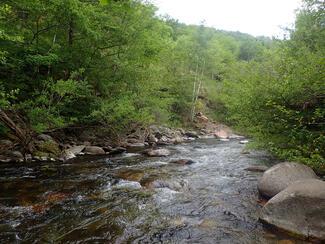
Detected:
[0,0,324,172]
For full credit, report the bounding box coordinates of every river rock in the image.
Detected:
[146,179,189,191]
[84,146,105,155]
[68,145,85,155]
[128,143,146,148]
[147,134,158,144]
[109,147,126,155]
[144,148,171,157]
[8,151,24,160]
[0,155,13,163]
[240,140,249,144]
[127,138,140,144]
[170,159,196,165]
[60,145,85,161]
[36,140,60,156]
[185,131,199,138]
[260,179,325,241]
[83,141,91,146]
[258,162,318,198]
[157,136,172,145]
[37,134,54,141]
[116,170,144,182]
[172,136,184,144]
[214,129,229,139]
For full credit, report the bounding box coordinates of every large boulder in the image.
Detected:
[84,146,105,155]
[260,179,325,241]
[258,162,318,198]
[144,148,171,157]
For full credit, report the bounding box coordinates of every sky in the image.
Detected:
[152,0,302,38]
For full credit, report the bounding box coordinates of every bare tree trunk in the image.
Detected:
[0,109,34,154]
[191,60,205,122]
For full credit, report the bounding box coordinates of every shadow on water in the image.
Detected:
[0,139,310,243]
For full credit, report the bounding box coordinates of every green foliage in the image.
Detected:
[0,0,322,173]
[221,0,325,173]
[0,0,264,133]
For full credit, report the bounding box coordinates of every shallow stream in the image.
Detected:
[0,138,310,243]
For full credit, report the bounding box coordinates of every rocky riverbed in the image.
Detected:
[0,136,316,243]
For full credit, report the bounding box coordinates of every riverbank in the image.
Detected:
[0,114,244,164]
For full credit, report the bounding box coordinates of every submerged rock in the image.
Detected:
[146,179,189,191]
[170,159,196,165]
[144,148,171,157]
[84,146,105,155]
[109,147,126,155]
[260,179,325,241]
[258,162,318,198]
[116,170,144,182]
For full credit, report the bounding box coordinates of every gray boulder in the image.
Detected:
[61,145,85,161]
[260,179,325,241]
[84,146,105,155]
[258,162,318,198]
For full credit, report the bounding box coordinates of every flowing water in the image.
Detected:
[0,138,310,243]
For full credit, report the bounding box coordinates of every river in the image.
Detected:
[0,138,309,243]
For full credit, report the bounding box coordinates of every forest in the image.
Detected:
[0,0,324,173]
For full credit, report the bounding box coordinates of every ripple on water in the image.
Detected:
[0,139,303,243]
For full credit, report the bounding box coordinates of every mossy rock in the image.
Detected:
[36,140,61,157]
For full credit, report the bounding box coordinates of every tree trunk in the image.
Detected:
[0,109,34,154]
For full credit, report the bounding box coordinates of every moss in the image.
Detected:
[36,140,61,157]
